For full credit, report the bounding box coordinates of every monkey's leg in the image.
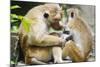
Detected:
[62,40,86,62]
[52,47,69,64]
[52,47,63,63]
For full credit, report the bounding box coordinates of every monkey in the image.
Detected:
[62,8,93,62]
[18,4,67,64]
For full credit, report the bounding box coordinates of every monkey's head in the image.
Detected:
[43,4,63,30]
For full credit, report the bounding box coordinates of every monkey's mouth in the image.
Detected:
[50,21,62,30]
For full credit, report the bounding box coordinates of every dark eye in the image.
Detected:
[71,12,74,18]
[44,13,49,18]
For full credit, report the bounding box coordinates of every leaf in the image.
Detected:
[10,14,23,23]
[11,5,21,9]
[11,26,18,33]
[18,15,23,20]
[11,61,15,64]
[11,14,18,19]
[22,17,32,33]
[11,19,18,23]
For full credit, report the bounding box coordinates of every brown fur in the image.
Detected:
[18,4,64,64]
[62,8,93,62]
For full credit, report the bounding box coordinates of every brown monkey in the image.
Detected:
[18,4,66,64]
[62,8,93,62]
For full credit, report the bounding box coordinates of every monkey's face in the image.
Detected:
[43,4,63,30]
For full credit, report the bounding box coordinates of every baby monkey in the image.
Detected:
[62,8,93,62]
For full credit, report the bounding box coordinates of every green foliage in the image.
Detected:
[11,5,23,33]
[11,26,19,33]
[11,5,21,33]
[11,14,23,23]
[11,5,32,33]
[11,5,21,10]
[22,17,32,33]
[10,5,23,65]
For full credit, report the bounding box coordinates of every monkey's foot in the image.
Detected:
[31,58,47,65]
[54,60,71,64]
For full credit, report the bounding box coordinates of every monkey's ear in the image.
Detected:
[43,12,49,18]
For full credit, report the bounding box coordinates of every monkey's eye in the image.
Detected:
[44,13,49,18]
[63,31,70,34]
[71,12,74,18]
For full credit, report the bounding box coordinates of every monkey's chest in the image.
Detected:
[27,46,53,62]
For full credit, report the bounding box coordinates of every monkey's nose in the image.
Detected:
[53,14,61,21]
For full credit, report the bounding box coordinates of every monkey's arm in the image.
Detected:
[32,35,63,47]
